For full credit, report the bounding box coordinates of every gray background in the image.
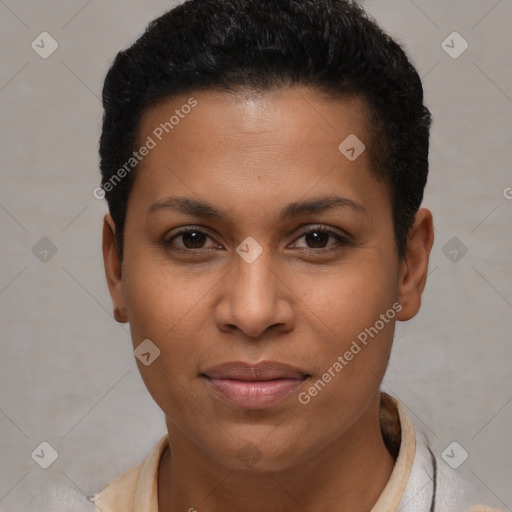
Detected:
[0,0,511,510]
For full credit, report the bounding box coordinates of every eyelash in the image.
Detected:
[162,225,351,254]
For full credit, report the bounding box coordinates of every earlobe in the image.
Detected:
[114,307,127,323]
[396,208,434,322]
[102,213,128,323]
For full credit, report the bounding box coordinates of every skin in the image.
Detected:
[102,86,434,512]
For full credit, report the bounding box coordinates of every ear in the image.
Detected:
[396,208,434,321]
[102,213,127,323]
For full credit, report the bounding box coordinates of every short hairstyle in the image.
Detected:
[99,0,433,262]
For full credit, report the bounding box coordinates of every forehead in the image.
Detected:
[129,87,389,221]
[137,87,371,155]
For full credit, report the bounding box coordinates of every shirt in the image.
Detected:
[88,392,503,512]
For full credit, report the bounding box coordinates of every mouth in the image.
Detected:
[201,360,310,409]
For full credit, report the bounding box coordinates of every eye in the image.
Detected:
[162,225,351,254]
[164,227,219,251]
[290,225,350,252]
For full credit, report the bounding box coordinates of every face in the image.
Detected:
[103,86,433,471]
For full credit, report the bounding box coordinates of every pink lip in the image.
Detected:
[202,361,309,409]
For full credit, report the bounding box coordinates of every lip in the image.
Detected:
[202,361,310,409]
[203,360,308,380]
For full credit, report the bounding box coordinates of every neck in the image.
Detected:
[158,392,396,512]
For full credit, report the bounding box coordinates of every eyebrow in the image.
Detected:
[147,195,368,220]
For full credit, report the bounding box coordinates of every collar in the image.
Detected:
[89,392,473,512]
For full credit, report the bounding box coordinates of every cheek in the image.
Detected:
[122,255,216,394]
[294,272,397,430]
[122,255,209,343]
[291,256,398,401]
[296,258,397,338]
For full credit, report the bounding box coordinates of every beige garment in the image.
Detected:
[89,393,502,512]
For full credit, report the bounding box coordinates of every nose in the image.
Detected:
[214,243,295,340]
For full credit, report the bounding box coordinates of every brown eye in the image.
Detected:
[303,230,331,249]
[164,228,218,251]
[179,230,208,249]
[292,226,349,251]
